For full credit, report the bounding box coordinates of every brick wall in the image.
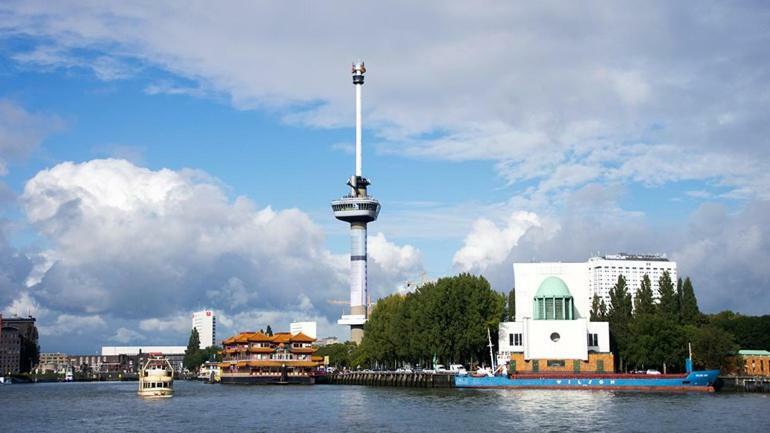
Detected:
[507,353,615,373]
[743,356,770,376]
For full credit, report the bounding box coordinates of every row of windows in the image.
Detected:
[508,333,523,346]
[141,381,171,389]
[332,203,379,211]
[507,333,599,347]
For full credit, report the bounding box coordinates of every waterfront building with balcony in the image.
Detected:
[219,330,321,384]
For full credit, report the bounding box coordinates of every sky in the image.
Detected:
[0,1,768,353]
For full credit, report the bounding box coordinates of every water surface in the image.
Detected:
[1,381,768,432]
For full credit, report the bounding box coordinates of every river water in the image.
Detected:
[1,381,768,432]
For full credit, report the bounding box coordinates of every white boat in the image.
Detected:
[138,354,174,398]
[0,376,10,385]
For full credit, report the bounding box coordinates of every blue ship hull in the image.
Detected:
[455,370,719,391]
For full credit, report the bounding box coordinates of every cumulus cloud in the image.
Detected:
[367,232,424,299]
[453,211,544,272]
[15,159,423,349]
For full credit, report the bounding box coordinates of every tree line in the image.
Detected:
[319,271,766,373]
[318,274,506,369]
[593,271,738,372]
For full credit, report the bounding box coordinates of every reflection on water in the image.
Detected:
[1,381,768,433]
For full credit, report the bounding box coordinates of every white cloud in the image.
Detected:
[139,314,191,334]
[39,313,106,336]
[17,159,422,347]
[1,1,768,201]
[109,327,146,343]
[453,211,544,272]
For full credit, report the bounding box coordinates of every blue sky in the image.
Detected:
[0,1,768,353]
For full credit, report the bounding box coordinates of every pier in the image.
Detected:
[718,376,770,393]
[324,371,455,388]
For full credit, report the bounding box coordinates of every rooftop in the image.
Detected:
[590,253,670,262]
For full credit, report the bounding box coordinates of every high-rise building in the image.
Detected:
[587,253,677,306]
[331,62,380,344]
[191,310,216,349]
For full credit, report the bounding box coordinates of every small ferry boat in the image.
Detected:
[138,354,174,398]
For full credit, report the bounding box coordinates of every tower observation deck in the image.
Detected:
[331,62,380,344]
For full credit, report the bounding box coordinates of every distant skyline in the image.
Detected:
[0,1,768,353]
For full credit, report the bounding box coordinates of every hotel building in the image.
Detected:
[588,253,677,305]
[192,310,216,349]
[219,330,321,384]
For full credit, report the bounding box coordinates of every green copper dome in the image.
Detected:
[533,277,574,320]
[534,276,572,298]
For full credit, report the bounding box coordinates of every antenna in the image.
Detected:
[352,61,365,177]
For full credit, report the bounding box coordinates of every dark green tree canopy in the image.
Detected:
[634,274,655,316]
[358,273,505,367]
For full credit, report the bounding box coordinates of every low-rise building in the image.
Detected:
[498,262,614,373]
[739,350,770,376]
[220,330,321,384]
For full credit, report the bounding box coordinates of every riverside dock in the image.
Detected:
[718,376,770,393]
[324,371,455,388]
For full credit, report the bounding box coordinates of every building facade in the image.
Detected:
[499,263,613,373]
[220,330,321,384]
[192,310,216,349]
[588,253,677,306]
[0,315,39,373]
[739,350,770,376]
[0,324,20,375]
[101,346,186,372]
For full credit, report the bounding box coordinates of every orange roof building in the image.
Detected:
[219,330,321,385]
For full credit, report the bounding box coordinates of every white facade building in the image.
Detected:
[498,262,611,372]
[290,321,317,339]
[588,254,677,306]
[192,310,216,349]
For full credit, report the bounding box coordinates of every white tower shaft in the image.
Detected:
[355,83,362,177]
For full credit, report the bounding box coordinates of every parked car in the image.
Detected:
[646,369,662,375]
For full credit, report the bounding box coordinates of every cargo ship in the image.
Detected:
[454,365,720,392]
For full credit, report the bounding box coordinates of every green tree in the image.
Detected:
[607,275,633,368]
[680,277,701,325]
[359,273,505,367]
[599,298,607,321]
[623,314,686,373]
[684,324,737,370]
[506,289,516,321]
[184,328,202,371]
[590,294,602,321]
[634,274,655,316]
[265,325,273,336]
[657,271,679,322]
[316,342,359,368]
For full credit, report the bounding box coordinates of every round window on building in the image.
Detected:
[550,332,560,342]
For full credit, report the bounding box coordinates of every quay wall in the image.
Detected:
[324,372,454,388]
[718,376,770,393]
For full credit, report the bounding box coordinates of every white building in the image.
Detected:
[290,321,317,339]
[588,253,677,306]
[192,310,216,349]
[498,262,613,373]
